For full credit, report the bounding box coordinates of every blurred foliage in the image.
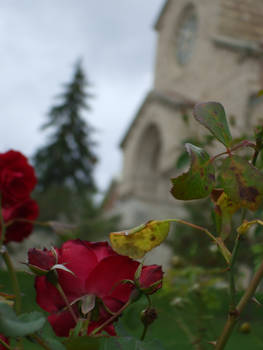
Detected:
[164,111,263,348]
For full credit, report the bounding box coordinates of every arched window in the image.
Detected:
[175,3,198,65]
[133,124,162,197]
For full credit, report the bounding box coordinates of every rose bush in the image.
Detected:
[28,239,163,337]
[0,150,37,206]
[0,150,38,243]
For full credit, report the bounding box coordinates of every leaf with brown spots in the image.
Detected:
[211,189,240,239]
[194,102,232,147]
[109,220,170,259]
[171,143,215,200]
[218,156,263,211]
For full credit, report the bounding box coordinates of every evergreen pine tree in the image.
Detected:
[33,61,119,236]
[33,61,97,196]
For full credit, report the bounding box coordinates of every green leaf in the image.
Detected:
[110,220,170,259]
[218,156,263,211]
[46,337,66,350]
[65,336,101,350]
[194,102,232,147]
[0,303,45,337]
[175,150,189,170]
[171,143,215,200]
[102,336,165,350]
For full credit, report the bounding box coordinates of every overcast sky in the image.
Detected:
[0,1,163,193]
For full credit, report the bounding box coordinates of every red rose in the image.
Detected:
[0,334,9,350]
[29,240,163,337]
[0,150,37,206]
[1,198,38,243]
[28,248,57,274]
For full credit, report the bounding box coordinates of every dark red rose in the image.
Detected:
[1,198,38,243]
[0,150,37,206]
[31,240,163,337]
[0,334,9,350]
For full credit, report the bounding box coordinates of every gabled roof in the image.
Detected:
[155,0,263,45]
[154,0,171,31]
[120,89,195,148]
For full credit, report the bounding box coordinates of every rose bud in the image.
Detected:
[28,248,57,275]
[141,307,158,326]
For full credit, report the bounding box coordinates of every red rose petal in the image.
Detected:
[0,150,37,205]
[57,240,98,297]
[83,241,117,262]
[85,255,139,302]
[2,198,38,243]
[35,276,65,313]
[48,309,77,337]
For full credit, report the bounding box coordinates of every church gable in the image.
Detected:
[113,0,263,231]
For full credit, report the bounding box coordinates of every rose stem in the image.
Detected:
[140,295,153,341]
[140,324,149,341]
[0,338,11,350]
[90,299,131,336]
[0,198,22,314]
[30,334,52,350]
[215,258,263,349]
[1,247,21,314]
[228,233,241,313]
[56,283,78,324]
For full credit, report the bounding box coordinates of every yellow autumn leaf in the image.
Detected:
[109,220,170,259]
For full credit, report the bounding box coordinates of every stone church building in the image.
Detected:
[105,0,263,249]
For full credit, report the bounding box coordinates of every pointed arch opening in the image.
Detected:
[133,123,162,198]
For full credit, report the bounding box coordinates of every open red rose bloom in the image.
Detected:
[28,240,163,337]
[0,150,38,243]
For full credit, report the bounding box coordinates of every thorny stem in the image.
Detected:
[166,219,216,242]
[1,247,21,314]
[215,259,263,349]
[90,299,131,336]
[5,218,50,229]
[166,219,233,264]
[56,283,78,324]
[210,151,229,163]
[228,234,241,312]
[210,140,255,163]
[229,140,255,153]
